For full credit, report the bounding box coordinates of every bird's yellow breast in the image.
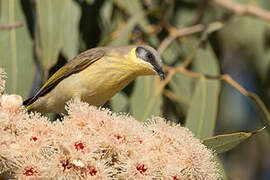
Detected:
[32,55,141,113]
[78,56,138,106]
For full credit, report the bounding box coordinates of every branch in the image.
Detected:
[0,22,23,30]
[165,64,270,131]
[157,24,204,54]
[212,0,270,22]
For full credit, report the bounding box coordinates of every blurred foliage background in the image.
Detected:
[1,0,270,179]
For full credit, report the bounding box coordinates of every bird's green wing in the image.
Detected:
[23,48,105,107]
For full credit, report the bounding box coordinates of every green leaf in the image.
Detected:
[109,11,145,46]
[167,40,197,109]
[0,0,35,98]
[170,72,194,106]
[113,0,148,27]
[200,21,223,43]
[161,41,183,65]
[173,8,198,28]
[99,0,114,35]
[203,132,251,154]
[162,36,198,65]
[36,0,69,70]
[62,0,81,60]
[203,127,265,154]
[110,92,129,112]
[203,132,249,154]
[98,7,122,46]
[185,44,220,139]
[130,76,162,122]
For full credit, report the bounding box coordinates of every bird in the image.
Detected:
[23,45,165,114]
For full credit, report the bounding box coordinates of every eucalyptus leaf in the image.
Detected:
[113,0,148,27]
[167,40,197,109]
[130,76,162,122]
[170,72,194,106]
[200,21,223,43]
[185,44,220,139]
[173,8,198,27]
[110,91,129,112]
[203,132,251,154]
[99,0,114,37]
[161,41,182,65]
[36,0,69,70]
[109,11,145,46]
[203,126,265,154]
[0,0,35,98]
[62,0,81,60]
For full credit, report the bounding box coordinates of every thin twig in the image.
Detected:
[155,7,270,130]
[157,68,176,94]
[180,49,198,68]
[157,24,205,54]
[165,64,270,130]
[163,89,190,105]
[175,66,249,96]
[212,0,270,22]
[0,22,23,30]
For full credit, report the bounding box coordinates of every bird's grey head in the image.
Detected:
[135,45,165,80]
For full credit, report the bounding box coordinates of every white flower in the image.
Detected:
[72,159,85,168]
[0,94,23,110]
[0,110,9,125]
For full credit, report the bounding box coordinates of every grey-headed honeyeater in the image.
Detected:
[23,45,165,113]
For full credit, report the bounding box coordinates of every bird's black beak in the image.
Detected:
[154,66,165,80]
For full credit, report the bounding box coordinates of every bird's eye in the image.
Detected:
[135,46,155,63]
[147,53,153,60]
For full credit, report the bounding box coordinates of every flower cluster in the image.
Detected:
[0,68,6,95]
[0,71,219,179]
